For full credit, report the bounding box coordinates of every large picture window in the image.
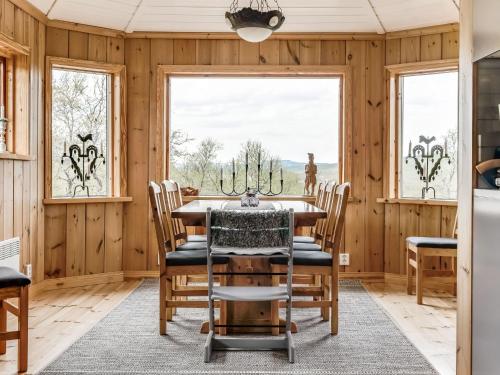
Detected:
[46,57,126,200]
[168,76,342,196]
[399,70,458,199]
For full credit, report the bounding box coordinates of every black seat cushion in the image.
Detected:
[293,242,321,251]
[165,250,228,267]
[175,241,207,251]
[0,267,31,288]
[293,236,315,244]
[270,251,332,267]
[406,237,458,249]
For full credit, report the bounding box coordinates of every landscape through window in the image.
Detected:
[51,68,111,198]
[169,77,341,196]
[400,70,458,200]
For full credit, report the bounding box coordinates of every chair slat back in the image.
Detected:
[323,182,350,255]
[161,180,187,243]
[315,181,337,239]
[148,182,171,265]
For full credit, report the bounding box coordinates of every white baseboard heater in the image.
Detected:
[0,237,20,271]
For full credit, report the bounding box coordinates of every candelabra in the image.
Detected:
[61,133,106,197]
[405,135,450,199]
[220,151,283,196]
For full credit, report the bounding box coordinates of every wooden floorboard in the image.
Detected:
[363,281,456,375]
[0,279,454,374]
[0,280,141,375]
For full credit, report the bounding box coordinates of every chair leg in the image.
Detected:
[18,286,28,373]
[159,275,167,335]
[0,301,6,355]
[321,275,329,321]
[331,270,339,335]
[219,269,227,336]
[416,250,424,305]
[406,247,413,295]
[166,276,173,321]
[271,265,280,336]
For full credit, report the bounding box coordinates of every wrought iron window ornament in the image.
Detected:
[405,135,450,199]
[61,133,106,197]
[225,0,285,43]
[220,151,283,196]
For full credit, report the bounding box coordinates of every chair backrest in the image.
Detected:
[161,180,187,243]
[315,181,337,239]
[207,209,293,253]
[323,182,350,255]
[148,182,171,267]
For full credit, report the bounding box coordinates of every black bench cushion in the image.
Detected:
[293,242,321,251]
[175,241,207,251]
[293,236,315,244]
[406,237,458,249]
[0,267,31,288]
[270,251,332,267]
[165,250,228,267]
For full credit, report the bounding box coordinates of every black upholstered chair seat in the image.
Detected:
[175,241,207,251]
[293,236,315,244]
[293,242,322,251]
[165,250,228,267]
[0,267,31,288]
[188,235,207,242]
[270,251,332,267]
[406,237,458,249]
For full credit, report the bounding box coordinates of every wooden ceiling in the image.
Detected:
[28,0,459,34]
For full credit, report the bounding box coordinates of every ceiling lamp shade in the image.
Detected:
[225,0,285,43]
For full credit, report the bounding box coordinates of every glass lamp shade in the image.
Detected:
[236,27,273,43]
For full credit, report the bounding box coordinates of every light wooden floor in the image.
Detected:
[0,279,455,375]
[363,281,457,375]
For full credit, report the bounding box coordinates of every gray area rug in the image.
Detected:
[39,280,437,374]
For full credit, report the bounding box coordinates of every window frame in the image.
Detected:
[0,34,30,158]
[45,57,127,200]
[385,59,459,201]
[157,65,351,198]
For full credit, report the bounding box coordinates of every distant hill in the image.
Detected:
[281,160,338,174]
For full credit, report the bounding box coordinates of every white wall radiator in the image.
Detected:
[0,237,20,271]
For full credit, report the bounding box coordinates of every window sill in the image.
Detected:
[43,197,133,205]
[0,153,35,161]
[376,198,457,206]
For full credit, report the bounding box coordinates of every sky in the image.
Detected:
[170,77,340,164]
[401,70,458,155]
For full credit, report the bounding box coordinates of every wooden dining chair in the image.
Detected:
[0,267,30,373]
[293,181,328,244]
[160,180,207,250]
[149,181,229,334]
[406,213,458,304]
[271,182,350,335]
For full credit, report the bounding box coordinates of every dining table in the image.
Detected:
[171,199,327,334]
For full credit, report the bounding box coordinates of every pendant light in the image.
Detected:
[225,0,285,43]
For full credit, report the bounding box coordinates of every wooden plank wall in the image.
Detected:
[43,27,125,279]
[122,36,387,274]
[0,0,45,283]
[384,29,459,275]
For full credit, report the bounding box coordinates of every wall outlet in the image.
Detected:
[339,253,350,266]
[24,264,32,279]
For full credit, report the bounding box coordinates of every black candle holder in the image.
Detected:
[405,135,450,199]
[61,133,106,197]
[220,151,283,196]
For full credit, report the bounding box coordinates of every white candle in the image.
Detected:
[0,106,4,118]
[444,139,448,155]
